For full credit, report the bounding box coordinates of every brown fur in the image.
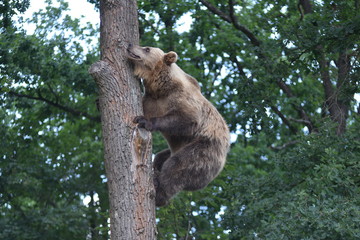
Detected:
[127,44,230,207]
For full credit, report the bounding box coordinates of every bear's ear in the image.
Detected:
[164,51,177,65]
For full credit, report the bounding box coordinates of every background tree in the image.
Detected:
[1,1,109,239]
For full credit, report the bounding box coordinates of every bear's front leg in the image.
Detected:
[133,116,153,131]
[142,112,197,136]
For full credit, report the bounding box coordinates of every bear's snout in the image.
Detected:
[127,44,141,60]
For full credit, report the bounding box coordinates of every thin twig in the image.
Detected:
[289,117,311,125]
[8,91,101,122]
[271,106,298,134]
[199,0,261,46]
[270,140,299,151]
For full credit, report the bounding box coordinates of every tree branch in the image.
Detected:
[8,91,101,122]
[199,0,261,46]
[46,83,60,103]
[138,13,161,37]
[276,79,294,98]
[200,0,315,132]
[230,53,312,134]
[270,140,299,151]
[275,79,314,132]
[228,0,261,46]
[289,117,311,125]
[299,0,313,15]
[318,53,335,106]
[199,0,231,22]
[270,106,298,134]
[336,50,351,89]
[230,54,248,78]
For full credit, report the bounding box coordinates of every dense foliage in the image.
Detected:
[1,1,108,239]
[1,0,359,239]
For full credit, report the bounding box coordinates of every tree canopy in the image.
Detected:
[1,0,359,239]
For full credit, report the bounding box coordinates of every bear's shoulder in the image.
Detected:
[185,74,201,90]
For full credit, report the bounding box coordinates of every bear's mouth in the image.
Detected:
[127,49,141,60]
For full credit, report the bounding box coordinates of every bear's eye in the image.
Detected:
[144,47,150,53]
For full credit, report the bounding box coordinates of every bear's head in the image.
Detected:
[127,44,177,80]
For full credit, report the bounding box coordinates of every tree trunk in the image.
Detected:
[89,0,156,239]
[300,0,350,135]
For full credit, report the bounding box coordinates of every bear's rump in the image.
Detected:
[160,137,224,191]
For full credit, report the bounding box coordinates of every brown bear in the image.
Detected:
[127,44,230,207]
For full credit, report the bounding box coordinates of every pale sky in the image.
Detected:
[22,0,99,31]
[21,0,192,33]
[25,0,99,20]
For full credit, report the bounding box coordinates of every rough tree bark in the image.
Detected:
[89,0,156,239]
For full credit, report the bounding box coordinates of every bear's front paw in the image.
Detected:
[133,116,153,131]
[133,116,145,124]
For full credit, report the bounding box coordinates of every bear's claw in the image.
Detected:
[133,116,153,131]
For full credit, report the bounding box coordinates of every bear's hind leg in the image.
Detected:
[153,149,171,205]
[153,149,171,172]
[155,155,185,207]
[155,139,221,206]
